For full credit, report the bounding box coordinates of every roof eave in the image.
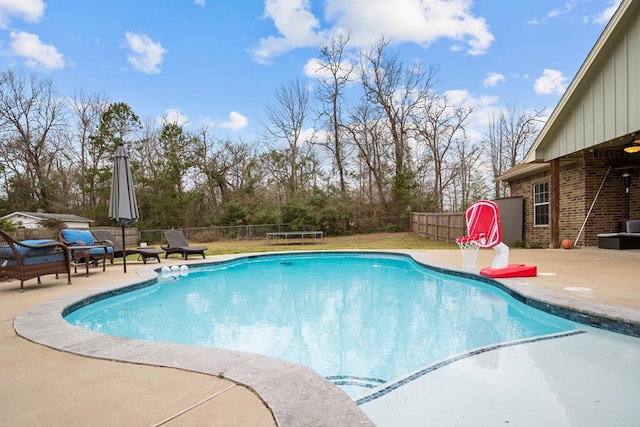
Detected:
[522,0,631,162]
[496,163,549,182]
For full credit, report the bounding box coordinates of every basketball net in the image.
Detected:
[455,234,484,271]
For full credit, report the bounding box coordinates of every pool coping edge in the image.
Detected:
[13,250,640,426]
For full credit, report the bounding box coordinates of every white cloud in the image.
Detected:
[299,126,317,145]
[0,0,44,28]
[218,111,249,131]
[593,0,622,25]
[441,89,501,144]
[444,89,498,107]
[443,89,472,106]
[9,31,64,70]
[303,58,323,77]
[124,32,166,74]
[325,0,493,55]
[547,1,575,19]
[482,72,505,88]
[194,0,206,6]
[160,109,189,127]
[534,69,568,95]
[250,0,494,63]
[302,56,354,81]
[528,0,578,25]
[250,0,324,64]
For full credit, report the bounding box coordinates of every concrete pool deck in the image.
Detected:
[1,247,639,426]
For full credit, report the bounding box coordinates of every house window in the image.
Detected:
[533,182,549,226]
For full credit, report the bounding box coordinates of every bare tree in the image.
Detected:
[453,136,486,210]
[261,79,315,198]
[486,105,545,198]
[413,95,472,211]
[191,128,256,208]
[313,33,354,193]
[0,71,67,211]
[68,90,108,208]
[136,117,162,183]
[359,37,438,214]
[344,101,393,211]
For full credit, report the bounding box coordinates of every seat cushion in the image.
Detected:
[0,240,57,259]
[626,220,640,233]
[61,229,95,246]
[0,245,14,259]
[21,251,66,265]
[88,247,114,256]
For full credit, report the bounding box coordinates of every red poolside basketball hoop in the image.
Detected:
[456,200,501,271]
[457,200,537,278]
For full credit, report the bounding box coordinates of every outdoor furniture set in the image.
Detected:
[92,230,164,264]
[597,219,640,249]
[0,229,207,291]
[0,230,71,292]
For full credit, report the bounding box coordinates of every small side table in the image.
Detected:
[136,247,164,264]
[69,245,108,276]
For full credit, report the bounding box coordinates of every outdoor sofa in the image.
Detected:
[597,219,640,250]
[0,230,71,291]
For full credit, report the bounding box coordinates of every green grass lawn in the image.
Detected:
[199,232,457,256]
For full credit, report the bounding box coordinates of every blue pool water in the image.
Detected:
[65,252,577,398]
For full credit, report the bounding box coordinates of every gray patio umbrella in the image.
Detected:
[108,144,139,273]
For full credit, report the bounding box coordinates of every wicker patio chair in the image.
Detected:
[161,230,207,260]
[0,230,71,291]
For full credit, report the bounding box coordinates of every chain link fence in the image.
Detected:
[4,215,406,246]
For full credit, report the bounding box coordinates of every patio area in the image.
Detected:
[1,246,639,426]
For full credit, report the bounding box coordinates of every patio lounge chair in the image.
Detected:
[91,230,163,264]
[161,230,207,260]
[0,230,71,291]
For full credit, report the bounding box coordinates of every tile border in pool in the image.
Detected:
[13,250,640,427]
[61,250,640,338]
[354,330,586,405]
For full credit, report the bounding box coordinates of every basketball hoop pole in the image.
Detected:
[575,166,611,247]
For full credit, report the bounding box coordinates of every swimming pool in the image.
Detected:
[64,252,578,399]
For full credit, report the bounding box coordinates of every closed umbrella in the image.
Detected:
[108,144,139,272]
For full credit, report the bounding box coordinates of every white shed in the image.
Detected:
[1,212,94,229]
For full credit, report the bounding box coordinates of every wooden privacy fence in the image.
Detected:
[410,212,465,243]
[8,227,140,247]
[7,216,462,246]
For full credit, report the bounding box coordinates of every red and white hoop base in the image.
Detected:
[458,200,537,278]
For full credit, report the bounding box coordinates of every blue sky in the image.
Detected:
[0,0,624,143]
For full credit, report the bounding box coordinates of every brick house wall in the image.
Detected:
[505,149,639,247]
[509,170,551,245]
[559,160,587,244]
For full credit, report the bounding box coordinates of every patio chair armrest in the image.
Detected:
[11,239,69,262]
[15,240,62,250]
[63,239,86,246]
